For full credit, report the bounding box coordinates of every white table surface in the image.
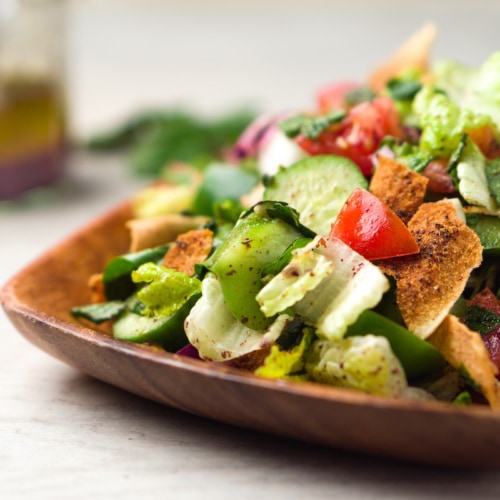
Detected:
[2,1,500,498]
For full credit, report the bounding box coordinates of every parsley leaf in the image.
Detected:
[464,304,500,336]
[71,301,126,323]
[386,78,423,101]
[279,110,345,140]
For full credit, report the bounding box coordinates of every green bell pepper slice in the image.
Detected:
[346,310,446,380]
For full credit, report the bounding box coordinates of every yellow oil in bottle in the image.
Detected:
[0,76,65,199]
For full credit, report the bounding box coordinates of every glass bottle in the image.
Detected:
[0,0,66,199]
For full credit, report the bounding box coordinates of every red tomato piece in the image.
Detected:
[316,81,361,113]
[297,96,406,177]
[329,188,420,261]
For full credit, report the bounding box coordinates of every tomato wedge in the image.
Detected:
[329,188,419,261]
[297,96,406,177]
[316,81,360,113]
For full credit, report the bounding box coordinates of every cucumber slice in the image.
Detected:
[113,294,199,351]
[263,155,368,235]
[208,209,303,331]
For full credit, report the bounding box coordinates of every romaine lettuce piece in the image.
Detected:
[305,335,408,397]
[433,51,500,128]
[132,262,202,317]
[292,236,389,341]
[432,59,477,105]
[255,328,315,380]
[258,236,389,341]
[184,273,290,361]
[256,242,336,317]
[257,236,390,341]
[455,136,499,213]
[413,85,495,157]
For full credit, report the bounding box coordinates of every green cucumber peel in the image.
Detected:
[264,155,368,236]
[112,294,198,350]
[103,244,170,300]
[207,208,305,330]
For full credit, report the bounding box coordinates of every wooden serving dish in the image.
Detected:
[3,200,500,468]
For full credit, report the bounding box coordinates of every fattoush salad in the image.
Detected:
[73,25,500,408]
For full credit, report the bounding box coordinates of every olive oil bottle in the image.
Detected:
[0,0,66,199]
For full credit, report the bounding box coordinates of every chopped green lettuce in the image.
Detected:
[184,273,290,361]
[261,237,313,278]
[255,328,315,379]
[257,242,336,317]
[132,262,202,317]
[432,59,477,105]
[453,391,473,406]
[291,236,389,341]
[305,335,408,397]
[413,85,495,158]
[433,51,500,128]
[454,135,499,213]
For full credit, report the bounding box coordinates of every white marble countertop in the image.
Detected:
[2,2,500,498]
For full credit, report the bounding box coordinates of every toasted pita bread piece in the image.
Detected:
[368,23,437,92]
[126,214,209,252]
[370,156,429,224]
[379,199,482,338]
[88,273,106,303]
[162,228,214,276]
[428,315,500,409]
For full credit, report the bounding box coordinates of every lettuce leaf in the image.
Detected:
[255,328,315,379]
[433,51,500,128]
[454,135,499,213]
[132,262,202,317]
[294,236,389,341]
[305,335,408,397]
[257,236,389,342]
[184,273,290,361]
[413,85,496,157]
[257,242,336,317]
[415,52,500,160]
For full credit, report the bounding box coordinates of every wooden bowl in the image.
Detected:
[3,201,500,468]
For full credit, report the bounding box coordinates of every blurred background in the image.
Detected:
[1,0,500,198]
[3,4,500,495]
[68,0,500,136]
